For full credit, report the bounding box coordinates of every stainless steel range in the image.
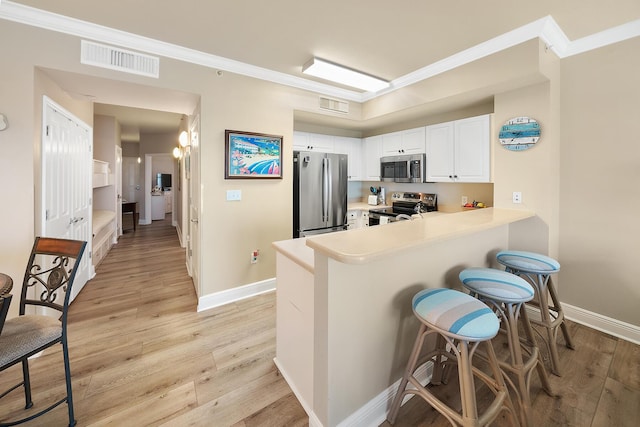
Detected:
[368,192,437,226]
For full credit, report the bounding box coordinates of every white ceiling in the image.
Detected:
[8,1,640,137]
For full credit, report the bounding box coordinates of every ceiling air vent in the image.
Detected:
[319,96,349,114]
[81,40,160,78]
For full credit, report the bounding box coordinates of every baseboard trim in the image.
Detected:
[275,357,433,427]
[562,303,640,345]
[196,278,276,312]
[336,362,433,427]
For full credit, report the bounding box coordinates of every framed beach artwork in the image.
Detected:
[224,130,283,179]
[498,116,541,151]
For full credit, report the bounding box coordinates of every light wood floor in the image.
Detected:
[1,217,638,426]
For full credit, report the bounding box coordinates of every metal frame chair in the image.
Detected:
[0,237,86,427]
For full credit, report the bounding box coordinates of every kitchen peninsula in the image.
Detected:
[273,207,536,427]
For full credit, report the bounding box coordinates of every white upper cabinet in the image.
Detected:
[381,127,426,156]
[334,136,363,181]
[426,114,491,183]
[363,135,382,181]
[293,131,334,152]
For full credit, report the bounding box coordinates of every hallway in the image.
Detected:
[0,217,307,426]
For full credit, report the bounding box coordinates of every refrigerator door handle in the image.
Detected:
[326,157,332,222]
[322,157,329,222]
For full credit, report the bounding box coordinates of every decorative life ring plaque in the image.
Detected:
[498,116,540,151]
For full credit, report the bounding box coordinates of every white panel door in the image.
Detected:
[188,115,201,298]
[42,97,92,300]
[122,157,140,203]
[115,145,123,236]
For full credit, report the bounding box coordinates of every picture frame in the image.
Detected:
[225,130,283,179]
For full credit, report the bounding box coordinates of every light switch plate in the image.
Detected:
[226,190,241,201]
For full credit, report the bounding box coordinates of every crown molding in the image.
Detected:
[1,1,638,104]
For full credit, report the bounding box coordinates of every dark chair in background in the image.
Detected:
[0,237,86,427]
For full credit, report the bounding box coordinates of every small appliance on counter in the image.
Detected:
[368,192,437,226]
[368,186,385,205]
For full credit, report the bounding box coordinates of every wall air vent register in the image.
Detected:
[81,40,160,78]
[319,96,349,114]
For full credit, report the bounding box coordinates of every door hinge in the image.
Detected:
[45,209,49,220]
[89,197,92,205]
[89,250,92,259]
[45,125,50,137]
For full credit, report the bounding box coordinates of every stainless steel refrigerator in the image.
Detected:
[293,151,348,237]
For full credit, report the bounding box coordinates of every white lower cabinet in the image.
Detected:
[346,210,370,229]
[151,194,165,220]
[426,114,491,183]
[275,252,314,411]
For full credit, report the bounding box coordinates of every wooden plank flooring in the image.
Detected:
[1,217,638,426]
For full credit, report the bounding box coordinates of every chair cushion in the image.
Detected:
[496,250,560,274]
[0,315,62,367]
[459,267,535,304]
[412,288,499,341]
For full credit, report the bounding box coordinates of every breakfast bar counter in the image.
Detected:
[307,207,534,264]
[273,207,537,427]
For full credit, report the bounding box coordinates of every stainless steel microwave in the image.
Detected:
[380,154,426,183]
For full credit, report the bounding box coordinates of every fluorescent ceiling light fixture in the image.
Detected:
[302,58,389,92]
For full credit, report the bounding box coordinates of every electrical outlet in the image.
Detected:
[461,196,468,206]
[251,249,259,264]
[512,192,522,204]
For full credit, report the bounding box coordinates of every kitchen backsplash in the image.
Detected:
[348,181,494,212]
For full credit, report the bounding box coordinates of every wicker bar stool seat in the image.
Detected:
[387,288,518,427]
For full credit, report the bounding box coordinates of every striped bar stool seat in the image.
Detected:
[460,268,554,427]
[496,250,574,376]
[387,288,518,427]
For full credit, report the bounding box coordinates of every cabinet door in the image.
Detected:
[381,132,402,155]
[334,136,363,181]
[455,115,490,182]
[363,135,382,181]
[293,131,310,151]
[401,127,426,154]
[425,122,455,182]
[308,133,335,152]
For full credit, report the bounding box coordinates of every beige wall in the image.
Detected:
[559,37,640,326]
[200,73,294,293]
[0,17,638,329]
[93,115,120,212]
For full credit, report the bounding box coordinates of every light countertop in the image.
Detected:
[347,202,390,211]
[305,207,534,265]
[272,237,314,273]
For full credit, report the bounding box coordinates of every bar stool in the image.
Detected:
[496,250,574,376]
[387,288,518,427]
[459,268,554,427]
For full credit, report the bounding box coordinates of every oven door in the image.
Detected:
[369,211,396,226]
